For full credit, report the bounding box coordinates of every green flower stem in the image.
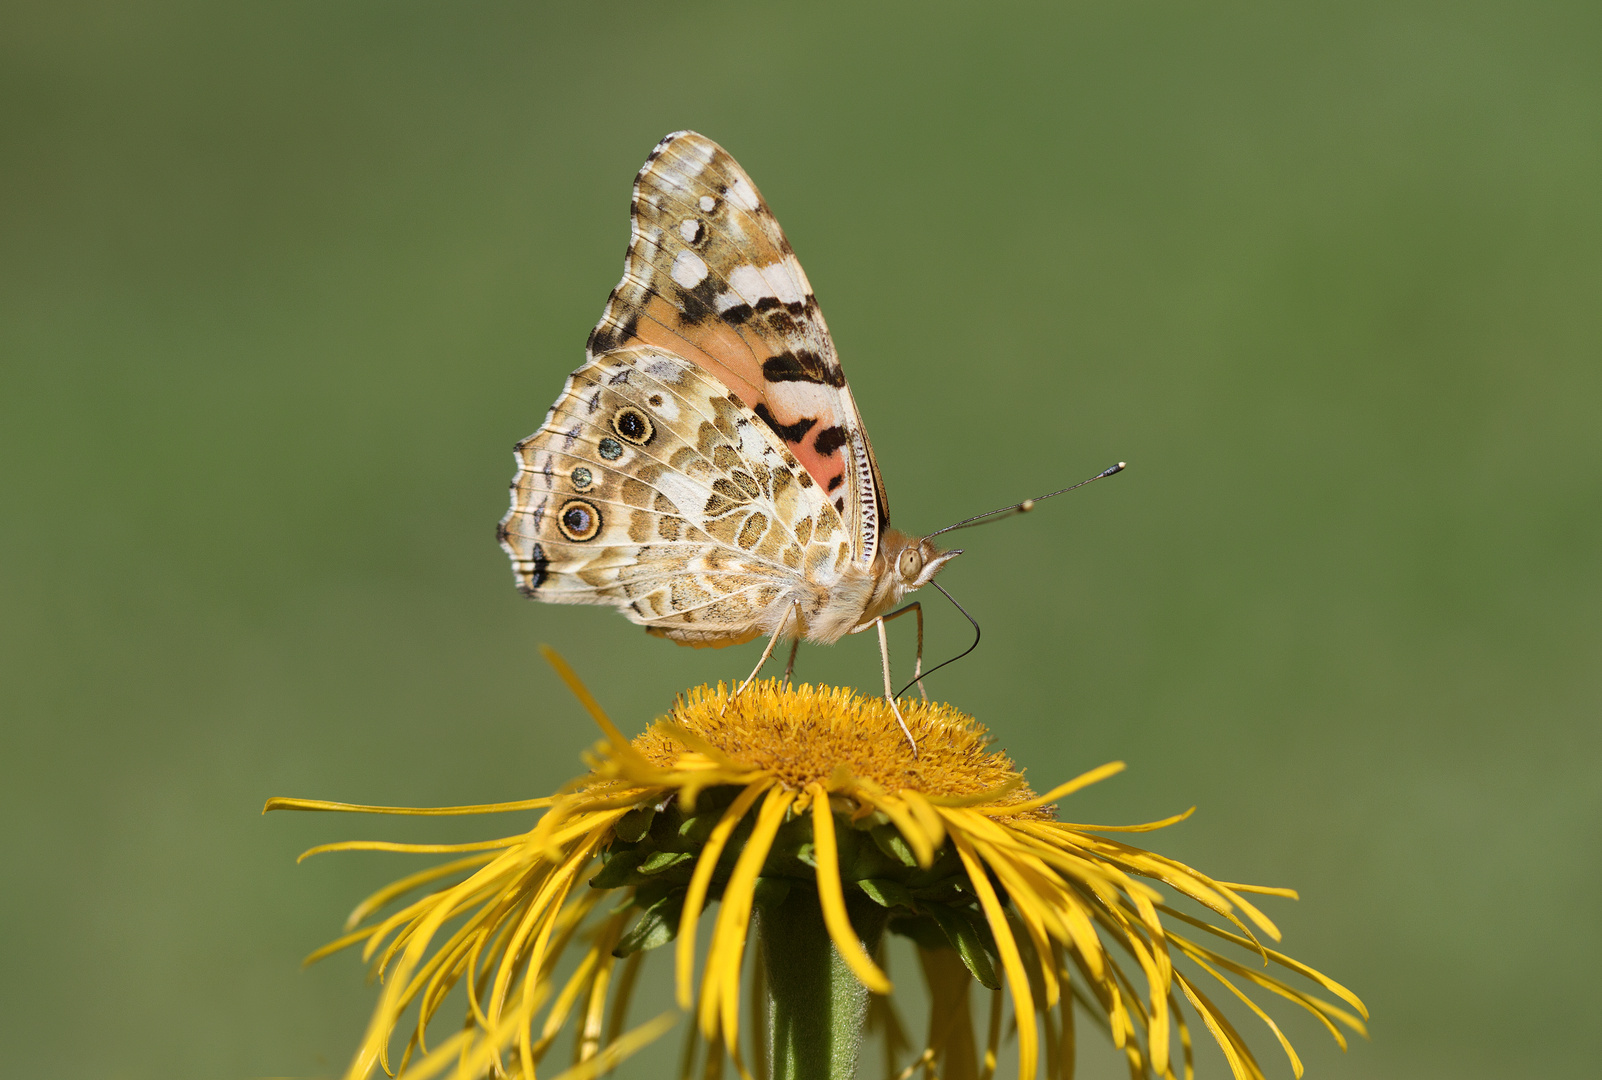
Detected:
[756,886,888,1080]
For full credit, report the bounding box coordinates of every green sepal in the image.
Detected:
[908,879,967,904]
[589,848,645,889]
[856,878,916,910]
[638,849,694,875]
[869,825,919,867]
[627,878,680,911]
[675,811,718,845]
[752,876,793,909]
[613,887,686,957]
[923,902,1000,989]
[613,806,656,843]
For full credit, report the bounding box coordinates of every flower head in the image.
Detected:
[270,651,1366,1080]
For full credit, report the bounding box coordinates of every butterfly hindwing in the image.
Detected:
[498,347,852,644]
[586,131,890,565]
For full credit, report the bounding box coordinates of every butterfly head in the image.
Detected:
[887,531,962,592]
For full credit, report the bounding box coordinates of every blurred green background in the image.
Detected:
[3,2,1598,1077]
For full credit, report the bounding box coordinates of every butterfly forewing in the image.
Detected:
[586,131,889,565]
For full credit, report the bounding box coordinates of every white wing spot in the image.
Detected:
[671,250,709,289]
[648,393,680,422]
[724,177,760,211]
[640,387,679,419]
[728,261,807,306]
[727,264,772,303]
[654,470,709,513]
[698,195,716,212]
[737,416,774,460]
[679,219,703,244]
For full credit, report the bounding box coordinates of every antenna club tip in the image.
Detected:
[1018,499,1036,512]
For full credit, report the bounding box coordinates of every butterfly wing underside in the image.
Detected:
[497,347,853,645]
[585,131,890,567]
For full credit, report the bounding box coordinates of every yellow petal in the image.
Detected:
[842,779,935,868]
[964,834,1059,1007]
[922,776,1028,807]
[701,785,794,1044]
[1215,880,1299,899]
[546,1012,680,1080]
[541,647,665,781]
[973,761,1125,816]
[296,835,526,862]
[1174,972,1268,1080]
[676,779,771,1009]
[901,789,948,854]
[1052,806,1195,833]
[343,853,497,931]
[951,833,1037,1080]
[264,795,558,815]
[809,783,893,994]
[1157,905,1369,1021]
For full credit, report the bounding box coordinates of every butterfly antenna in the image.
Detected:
[922,462,1126,542]
[896,580,980,697]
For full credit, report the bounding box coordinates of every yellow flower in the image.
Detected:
[269,650,1366,1080]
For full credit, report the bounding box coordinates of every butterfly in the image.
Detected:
[498,132,1119,746]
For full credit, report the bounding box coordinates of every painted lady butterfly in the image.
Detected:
[499,132,983,742]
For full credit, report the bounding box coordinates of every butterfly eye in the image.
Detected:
[557,499,602,542]
[898,547,924,581]
[611,406,655,446]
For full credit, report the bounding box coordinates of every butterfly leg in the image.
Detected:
[875,617,919,757]
[724,605,800,714]
[782,637,800,687]
[880,602,927,702]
